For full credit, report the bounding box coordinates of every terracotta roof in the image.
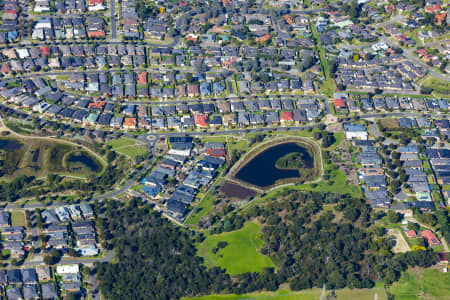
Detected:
[123,117,137,128]
[333,99,346,108]
[280,111,293,121]
[195,114,208,127]
[137,72,147,84]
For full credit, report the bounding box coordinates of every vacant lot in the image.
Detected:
[390,268,450,299]
[388,228,411,253]
[379,118,399,130]
[107,137,148,159]
[10,210,26,227]
[197,222,275,275]
[221,181,257,199]
[421,76,450,97]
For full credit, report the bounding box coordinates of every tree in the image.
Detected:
[348,0,360,21]
[389,180,400,193]
[374,227,385,236]
[388,211,401,223]
[106,151,116,163]
[43,255,54,265]
[407,222,420,232]
[322,132,335,148]
[66,293,77,300]
[420,86,433,95]
[68,248,79,257]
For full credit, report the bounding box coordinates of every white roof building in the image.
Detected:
[57,264,79,275]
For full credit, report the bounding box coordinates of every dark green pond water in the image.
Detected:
[66,152,102,173]
[0,138,23,151]
[235,142,314,187]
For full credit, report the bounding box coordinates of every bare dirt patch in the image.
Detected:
[221,181,257,200]
[388,228,411,253]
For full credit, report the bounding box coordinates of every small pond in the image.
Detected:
[65,152,102,173]
[0,138,23,151]
[235,142,314,187]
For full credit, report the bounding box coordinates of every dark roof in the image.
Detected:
[167,199,188,216]
[7,269,21,283]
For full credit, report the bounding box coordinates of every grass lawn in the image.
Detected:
[197,222,275,275]
[182,286,387,300]
[390,269,450,299]
[10,210,26,227]
[421,76,450,98]
[379,118,399,129]
[184,179,221,226]
[255,157,360,203]
[107,137,148,159]
[201,136,228,144]
[324,132,344,151]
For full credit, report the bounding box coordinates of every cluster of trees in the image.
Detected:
[275,151,311,170]
[97,190,440,299]
[135,2,157,19]
[0,175,36,202]
[313,130,336,148]
[256,192,438,289]
[342,0,361,23]
[436,211,450,242]
[96,200,232,299]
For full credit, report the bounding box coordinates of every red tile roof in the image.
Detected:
[88,30,105,38]
[88,102,105,110]
[421,230,440,247]
[40,46,50,56]
[280,111,293,121]
[1,63,10,74]
[123,117,137,128]
[417,49,428,56]
[333,99,346,108]
[137,72,147,84]
[195,114,208,127]
[405,230,416,238]
[88,0,103,5]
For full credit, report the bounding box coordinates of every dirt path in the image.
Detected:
[388,228,411,253]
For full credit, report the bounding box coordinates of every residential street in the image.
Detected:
[379,36,450,83]
[110,0,117,41]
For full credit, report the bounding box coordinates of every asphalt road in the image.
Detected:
[21,249,114,267]
[93,178,136,200]
[110,0,117,41]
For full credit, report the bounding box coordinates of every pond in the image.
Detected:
[0,138,23,151]
[235,142,314,187]
[65,152,102,173]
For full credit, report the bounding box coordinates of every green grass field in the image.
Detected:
[324,132,344,151]
[185,182,218,226]
[421,76,450,98]
[379,118,399,130]
[182,286,387,300]
[10,210,26,227]
[247,158,361,209]
[107,137,148,159]
[390,269,450,299]
[197,222,275,275]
